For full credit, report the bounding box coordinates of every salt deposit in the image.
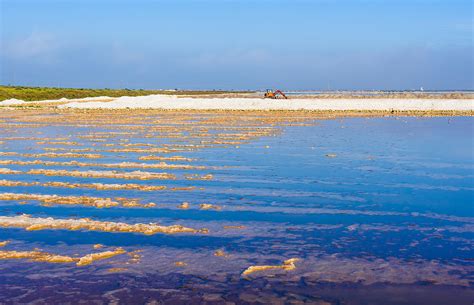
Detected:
[0,247,126,266]
[0,215,208,235]
[0,96,112,106]
[242,258,300,276]
[0,99,26,106]
[57,94,474,111]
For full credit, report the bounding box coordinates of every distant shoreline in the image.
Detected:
[1,86,473,102]
[1,95,472,115]
[1,86,472,115]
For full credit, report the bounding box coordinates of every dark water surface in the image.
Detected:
[0,112,472,304]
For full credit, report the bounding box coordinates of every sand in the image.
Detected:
[52,94,474,111]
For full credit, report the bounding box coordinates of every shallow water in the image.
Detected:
[0,111,472,304]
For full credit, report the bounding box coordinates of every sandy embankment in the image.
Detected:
[0,96,112,106]
[2,94,473,111]
[59,95,473,111]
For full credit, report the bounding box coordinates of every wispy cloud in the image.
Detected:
[4,31,61,61]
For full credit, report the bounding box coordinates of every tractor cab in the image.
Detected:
[264,89,276,99]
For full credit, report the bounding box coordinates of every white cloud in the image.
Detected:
[4,31,60,60]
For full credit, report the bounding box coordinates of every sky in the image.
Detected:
[0,0,473,90]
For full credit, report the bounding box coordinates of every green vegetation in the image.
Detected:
[0,86,247,102]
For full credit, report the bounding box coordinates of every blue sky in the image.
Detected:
[1,0,472,90]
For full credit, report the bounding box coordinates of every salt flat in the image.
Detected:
[56,95,473,111]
